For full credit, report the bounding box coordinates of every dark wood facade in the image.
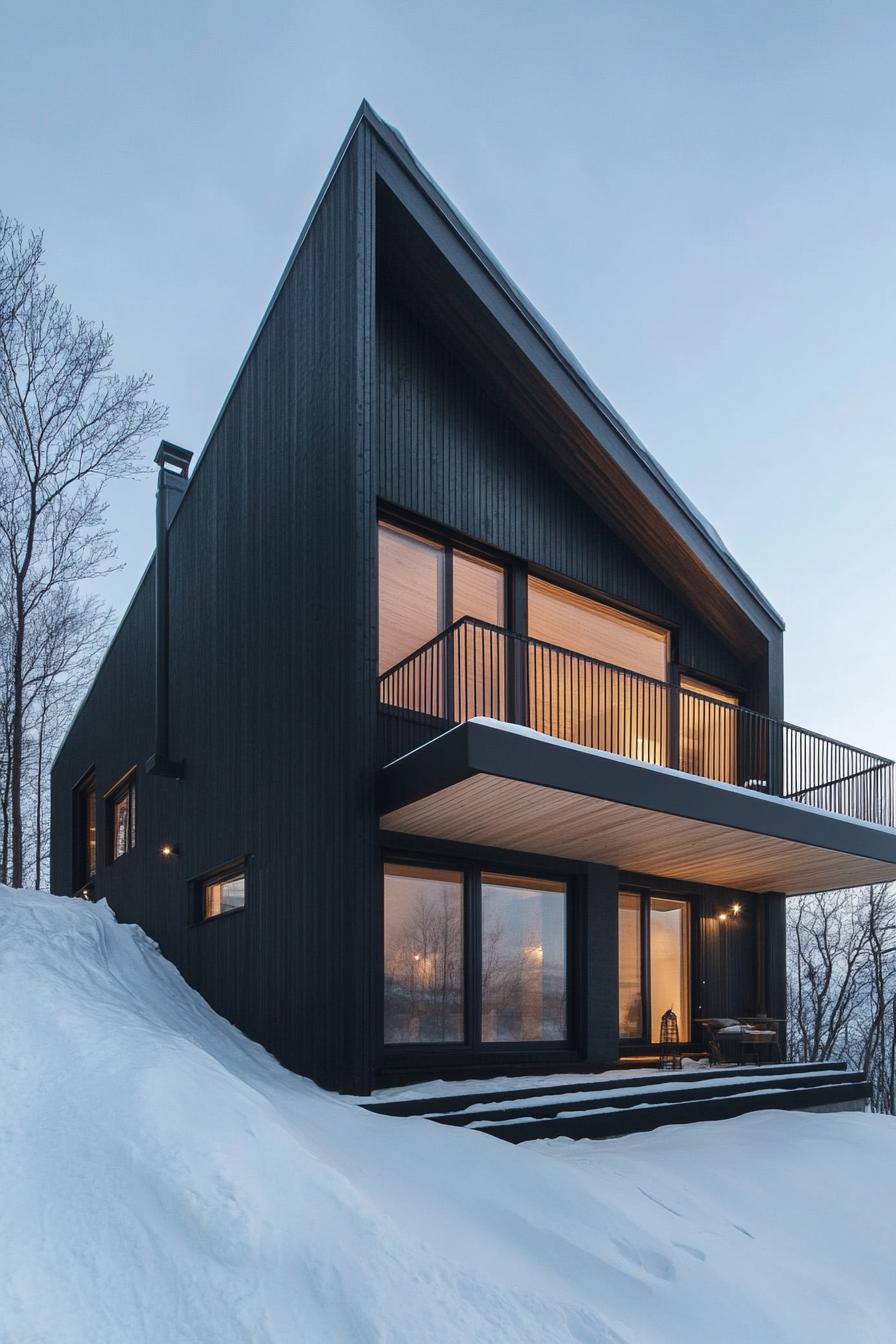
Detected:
[52,103,889,1093]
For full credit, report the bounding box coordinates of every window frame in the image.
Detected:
[194,858,248,925]
[104,768,137,865]
[377,505,687,674]
[617,886,698,1048]
[72,768,97,895]
[377,514,511,679]
[381,849,575,1060]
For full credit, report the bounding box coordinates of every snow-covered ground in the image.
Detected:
[2,886,896,1344]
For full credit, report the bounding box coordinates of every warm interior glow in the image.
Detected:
[526,576,670,762]
[86,791,96,878]
[649,897,690,1042]
[204,871,245,919]
[378,522,445,677]
[383,863,464,1045]
[618,891,643,1039]
[451,550,507,720]
[378,521,508,720]
[480,873,567,1043]
[111,779,136,862]
[678,675,740,784]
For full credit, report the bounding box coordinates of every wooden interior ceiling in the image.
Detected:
[380,773,896,896]
[376,180,771,666]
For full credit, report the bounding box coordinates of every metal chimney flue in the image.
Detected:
[146,440,193,779]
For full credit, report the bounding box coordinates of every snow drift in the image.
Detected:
[1,887,895,1344]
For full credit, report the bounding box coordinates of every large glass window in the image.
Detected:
[679,675,739,784]
[452,551,506,721]
[384,861,568,1050]
[378,521,507,721]
[649,897,690,1042]
[526,576,670,762]
[481,874,567,1042]
[378,523,445,676]
[383,863,465,1045]
[618,892,643,1039]
[618,892,691,1043]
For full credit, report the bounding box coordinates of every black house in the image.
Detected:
[51,104,896,1095]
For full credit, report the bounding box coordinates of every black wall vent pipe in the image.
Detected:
[146,440,193,779]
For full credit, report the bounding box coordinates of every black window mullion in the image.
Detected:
[468,866,483,1050]
[641,890,651,1046]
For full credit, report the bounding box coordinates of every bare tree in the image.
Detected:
[788,884,896,1113]
[0,211,165,886]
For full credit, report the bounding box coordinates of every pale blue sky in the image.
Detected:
[3,1,895,754]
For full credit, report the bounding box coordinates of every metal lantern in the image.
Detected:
[658,1007,681,1071]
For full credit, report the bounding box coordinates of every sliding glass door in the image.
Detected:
[384,860,568,1052]
[619,890,691,1044]
[649,897,690,1042]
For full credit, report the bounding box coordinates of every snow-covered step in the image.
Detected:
[365,1060,848,1119]
[363,1063,869,1142]
[467,1076,870,1142]
[422,1069,863,1127]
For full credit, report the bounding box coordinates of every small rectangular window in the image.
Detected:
[201,866,246,921]
[106,772,137,862]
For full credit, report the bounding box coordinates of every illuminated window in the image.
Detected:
[618,892,691,1043]
[383,861,568,1049]
[384,863,464,1044]
[618,892,643,1039]
[377,521,507,720]
[679,676,739,784]
[649,897,690,1042]
[74,772,97,892]
[201,866,246,921]
[526,577,670,762]
[480,873,567,1043]
[107,772,136,862]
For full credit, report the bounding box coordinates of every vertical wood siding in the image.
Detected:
[52,126,378,1093]
[376,287,747,688]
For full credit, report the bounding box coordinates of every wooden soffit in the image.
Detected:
[377,721,896,897]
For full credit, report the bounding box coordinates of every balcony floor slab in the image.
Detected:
[377,719,896,895]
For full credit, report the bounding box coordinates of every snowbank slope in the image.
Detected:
[1,887,894,1344]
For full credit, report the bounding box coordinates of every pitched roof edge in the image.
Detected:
[358,100,785,634]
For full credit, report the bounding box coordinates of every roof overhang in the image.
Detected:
[363,102,783,673]
[377,720,896,896]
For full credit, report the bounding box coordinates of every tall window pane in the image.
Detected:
[481,873,566,1042]
[618,892,643,1039]
[452,551,506,721]
[649,897,690,1042]
[527,577,669,763]
[109,776,136,862]
[679,676,739,784]
[378,522,445,675]
[384,863,464,1044]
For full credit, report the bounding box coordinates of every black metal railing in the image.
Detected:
[378,617,895,827]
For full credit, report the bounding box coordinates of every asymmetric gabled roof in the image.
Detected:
[360,100,783,640]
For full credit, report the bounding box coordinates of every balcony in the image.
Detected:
[378,617,895,829]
